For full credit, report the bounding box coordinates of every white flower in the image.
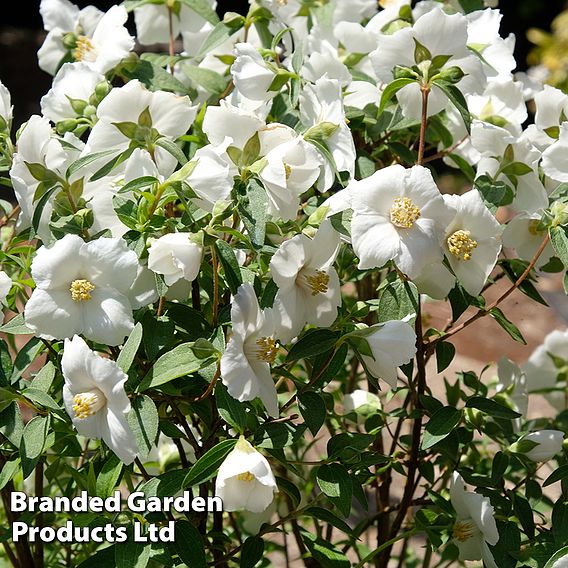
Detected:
[355,321,417,389]
[0,80,13,129]
[202,101,265,149]
[40,62,104,123]
[443,191,502,296]
[502,213,555,269]
[496,357,528,428]
[148,233,202,286]
[38,2,133,75]
[349,164,451,279]
[413,261,456,300]
[343,389,382,416]
[344,81,382,110]
[220,283,280,417]
[0,271,12,324]
[231,43,276,108]
[259,136,323,221]
[513,430,564,462]
[302,44,352,88]
[24,234,139,346]
[299,77,356,191]
[370,7,486,120]
[450,472,499,568]
[61,335,138,464]
[542,124,568,183]
[84,80,197,176]
[215,437,278,513]
[270,221,341,343]
[534,85,568,142]
[523,329,568,412]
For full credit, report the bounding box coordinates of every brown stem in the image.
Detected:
[2,542,19,568]
[156,295,165,318]
[211,246,219,327]
[33,461,44,568]
[191,364,220,402]
[427,233,551,351]
[417,87,430,166]
[421,135,468,164]
[134,457,150,482]
[167,6,175,74]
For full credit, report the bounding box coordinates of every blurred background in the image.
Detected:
[2,0,567,130]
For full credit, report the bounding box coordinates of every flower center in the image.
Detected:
[528,219,544,236]
[452,520,479,542]
[254,336,279,363]
[72,388,106,420]
[236,471,255,482]
[284,163,292,180]
[73,36,96,62]
[447,230,477,261]
[70,279,95,302]
[390,197,421,229]
[301,269,330,296]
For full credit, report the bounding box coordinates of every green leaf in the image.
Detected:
[0,459,19,490]
[155,137,188,165]
[304,507,353,536]
[121,59,188,94]
[198,23,238,58]
[433,80,471,133]
[276,476,301,508]
[215,381,247,433]
[118,175,158,194]
[465,396,521,419]
[544,464,568,487]
[96,454,123,499]
[300,528,350,568]
[183,65,227,95]
[240,536,264,568]
[32,184,59,235]
[0,403,24,447]
[90,147,136,182]
[377,278,419,323]
[491,451,509,485]
[378,78,416,115]
[298,392,326,436]
[115,540,151,568]
[215,239,243,294]
[31,361,56,392]
[183,439,237,488]
[11,336,43,383]
[422,406,462,450]
[139,342,210,391]
[316,463,353,517]
[500,161,533,176]
[20,414,49,479]
[117,323,143,373]
[22,388,60,411]
[475,175,513,213]
[286,329,339,362]
[238,178,268,250]
[489,307,526,344]
[550,226,568,268]
[173,520,208,568]
[436,341,455,373]
[127,395,159,459]
[178,0,219,24]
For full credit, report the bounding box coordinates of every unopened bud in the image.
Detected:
[437,66,465,84]
[393,65,417,80]
[94,80,111,103]
[56,119,80,134]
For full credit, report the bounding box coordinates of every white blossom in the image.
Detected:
[514,430,564,462]
[148,233,202,286]
[61,335,139,464]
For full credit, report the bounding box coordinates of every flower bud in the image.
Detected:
[393,65,418,80]
[56,119,80,135]
[437,66,465,84]
[510,430,564,462]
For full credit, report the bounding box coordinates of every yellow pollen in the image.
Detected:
[304,269,330,296]
[236,471,255,482]
[255,337,278,363]
[70,279,95,302]
[284,163,292,180]
[72,389,105,420]
[390,197,421,229]
[528,219,543,236]
[73,36,96,62]
[453,520,477,542]
[447,230,478,261]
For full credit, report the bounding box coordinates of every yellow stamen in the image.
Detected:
[284,163,292,180]
[390,197,421,229]
[255,337,279,363]
[73,36,96,62]
[236,471,255,482]
[452,520,477,542]
[70,279,95,302]
[447,230,478,261]
[72,389,106,420]
[304,270,330,296]
[528,219,544,236]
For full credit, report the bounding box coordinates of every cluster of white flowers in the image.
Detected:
[1,0,568,561]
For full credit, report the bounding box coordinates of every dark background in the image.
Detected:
[1,0,566,129]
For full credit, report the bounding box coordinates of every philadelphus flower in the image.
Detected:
[61,335,138,465]
[220,283,280,417]
[24,234,139,346]
[349,164,451,279]
[38,1,133,75]
[450,472,499,568]
[40,62,105,123]
[496,356,527,431]
[502,213,555,269]
[270,221,341,343]
[0,80,12,129]
[523,329,568,412]
[147,233,203,286]
[542,124,568,183]
[0,271,12,324]
[84,80,197,176]
[343,390,382,416]
[354,321,417,389]
[215,437,278,513]
[443,190,502,296]
[511,430,564,462]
